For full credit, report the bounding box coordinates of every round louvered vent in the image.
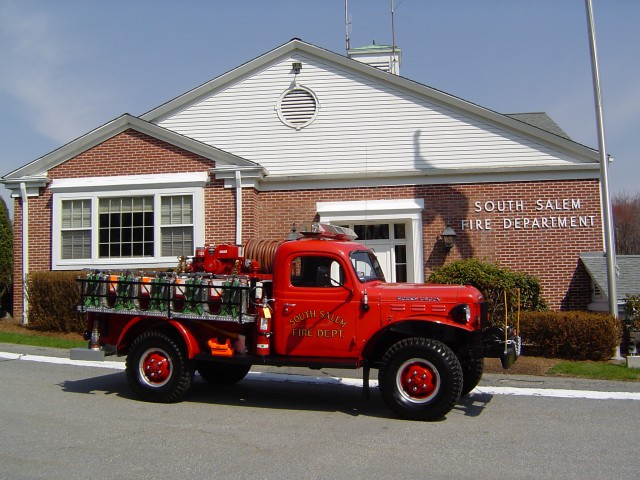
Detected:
[277,86,319,130]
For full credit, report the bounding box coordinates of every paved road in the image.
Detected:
[1,344,639,480]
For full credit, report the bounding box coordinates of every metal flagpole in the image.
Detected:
[585,0,620,354]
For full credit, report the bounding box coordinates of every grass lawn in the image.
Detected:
[548,361,640,381]
[0,331,87,349]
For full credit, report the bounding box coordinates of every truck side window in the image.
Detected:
[290,255,344,288]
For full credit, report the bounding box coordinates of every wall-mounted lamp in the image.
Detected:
[292,62,302,74]
[440,225,457,251]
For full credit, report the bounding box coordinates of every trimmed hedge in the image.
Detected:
[26,271,83,333]
[519,311,621,361]
[428,258,547,324]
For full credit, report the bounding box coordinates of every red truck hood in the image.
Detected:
[370,282,484,304]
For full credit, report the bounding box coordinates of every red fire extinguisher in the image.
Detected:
[255,305,272,356]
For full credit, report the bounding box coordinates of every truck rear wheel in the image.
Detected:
[126,331,193,403]
[198,363,251,385]
[378,338,462,421]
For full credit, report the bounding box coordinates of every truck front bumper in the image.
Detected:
[482,326,522,369]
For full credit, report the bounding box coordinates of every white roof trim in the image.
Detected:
[318,199,424,219]
[210,165,268,188]
[2,114,261,181]
[49,171,209,193]
[256,164,601,192]
[2,176,48,198]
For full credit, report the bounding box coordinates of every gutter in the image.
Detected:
[19,182,28,324]
[235,170,242,245]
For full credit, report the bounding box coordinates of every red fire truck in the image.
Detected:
[75,224,520,420]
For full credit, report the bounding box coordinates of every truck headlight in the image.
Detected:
[450,304,471,324]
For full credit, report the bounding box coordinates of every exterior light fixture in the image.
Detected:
[441,226,457,251]
[292,62,302,74]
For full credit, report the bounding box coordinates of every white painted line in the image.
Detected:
[0,351,125,370]
[474,386,640,401]
[2,351,640,401]
[248,373,640,401]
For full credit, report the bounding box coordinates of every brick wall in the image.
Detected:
[11,128,602,319]
[12,129,220,322]
[249,180,602,310]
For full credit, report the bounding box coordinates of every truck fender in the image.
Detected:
[117,317,201,359]
[360,320,470,366]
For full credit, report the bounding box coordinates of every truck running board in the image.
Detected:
[193,353,360,370]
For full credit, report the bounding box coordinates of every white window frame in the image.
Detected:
[51,173,206,270]
[317,199,424,283]
[60,199,92,260]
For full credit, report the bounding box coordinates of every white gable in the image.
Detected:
[151,42,598,188]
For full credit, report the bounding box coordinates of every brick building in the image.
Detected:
[2,39,604,322]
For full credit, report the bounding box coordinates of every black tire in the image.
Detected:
[198,363,251,385]
[378,338,463,421]
[126,331,193,403]
[460,354,484,396]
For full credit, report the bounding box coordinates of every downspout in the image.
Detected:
[235,170,242,246]
[19,182,29,324]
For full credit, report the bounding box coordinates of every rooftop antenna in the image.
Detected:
[391,0,396,54]
[345,0,352,51]
[390,0,399,74]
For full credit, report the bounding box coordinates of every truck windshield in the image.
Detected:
[350,250,386,283]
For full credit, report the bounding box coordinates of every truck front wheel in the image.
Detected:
[379,338,462,421]
[126,331,193,403]
[460,354,484,396]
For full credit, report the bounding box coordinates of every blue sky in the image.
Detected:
[1,0,638,208]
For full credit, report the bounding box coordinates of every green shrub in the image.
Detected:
[0,197,12,316]
[428,258,547,324]
[623,294,640,329]
[26,271,83,333]
[519,311,621,361]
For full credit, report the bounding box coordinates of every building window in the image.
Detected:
[54,190,202,269]
[394,244,407,282]
[96,195,192,259]
[161,195,193,257]
[98,196,154,258]
[51,172,206,270]
[61,199,91,259]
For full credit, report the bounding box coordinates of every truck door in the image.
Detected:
[273,253,358,357]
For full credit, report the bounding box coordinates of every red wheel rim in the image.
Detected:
[396,358,440,403]
[139,348,172,387]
